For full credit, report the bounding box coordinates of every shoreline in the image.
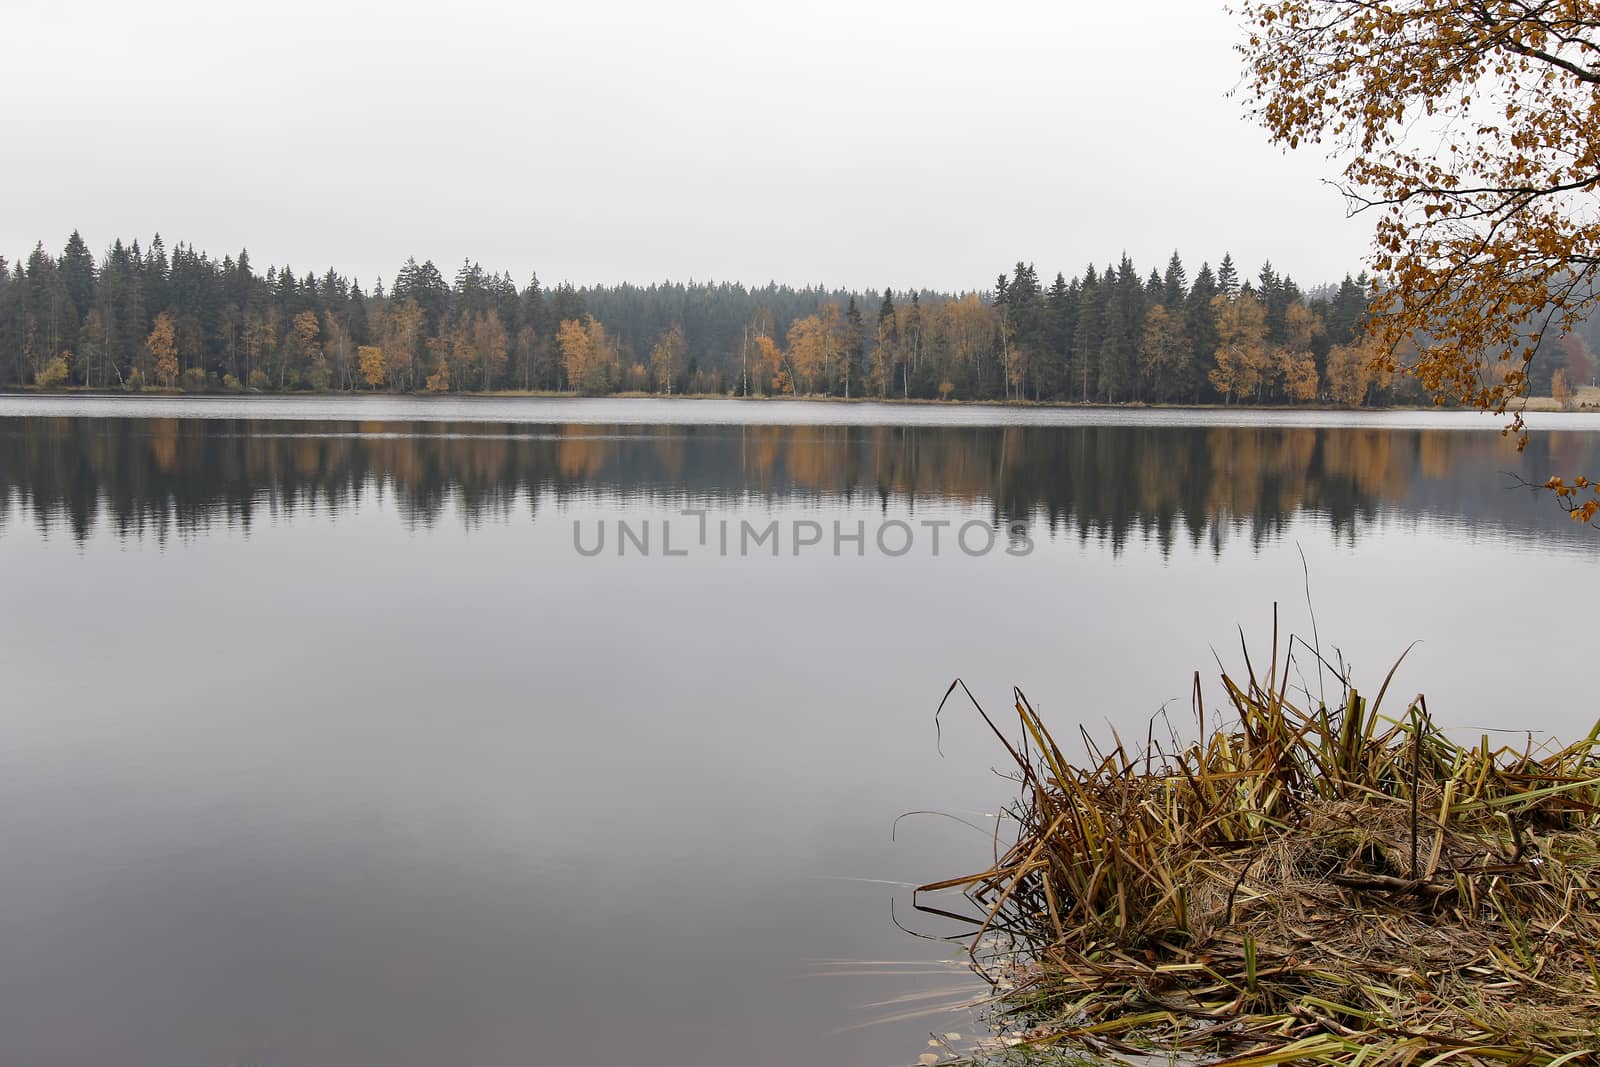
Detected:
[3,385,1596,416]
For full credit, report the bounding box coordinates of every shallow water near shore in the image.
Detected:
[0,396,1596,1067]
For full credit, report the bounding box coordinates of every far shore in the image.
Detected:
[4,384,1598,415]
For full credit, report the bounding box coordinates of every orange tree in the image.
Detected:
[1237,0,1600,520]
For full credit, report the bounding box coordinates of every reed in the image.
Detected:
[920,620,1600,1065]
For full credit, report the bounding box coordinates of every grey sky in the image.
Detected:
[4,0,1372,293]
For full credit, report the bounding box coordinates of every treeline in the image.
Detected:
[2,232,1591,403]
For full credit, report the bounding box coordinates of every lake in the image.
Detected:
[1,395,1597,1067]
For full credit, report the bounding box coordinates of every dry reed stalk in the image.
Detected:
[921,621,1600,1066]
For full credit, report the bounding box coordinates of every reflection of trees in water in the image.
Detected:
[0,418,1591,550]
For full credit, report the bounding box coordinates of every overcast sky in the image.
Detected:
[4,0,1372,293]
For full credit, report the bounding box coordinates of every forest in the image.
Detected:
[1,231,1593,404]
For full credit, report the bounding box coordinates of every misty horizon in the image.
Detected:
[3,0,1372,293]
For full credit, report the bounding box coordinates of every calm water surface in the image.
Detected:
[1,396,1597,1067]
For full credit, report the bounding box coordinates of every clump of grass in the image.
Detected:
[920,618,1600,1066]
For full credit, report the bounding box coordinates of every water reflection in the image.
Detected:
[3,418,1594,551]
[2,409,1599,1067]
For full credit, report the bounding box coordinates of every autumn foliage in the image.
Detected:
[146,311,178,388]
[1238,0,1600,519]
[558,316,619,394]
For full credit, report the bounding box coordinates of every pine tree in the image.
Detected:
[143,234,169,318]
[394,258,449,329]
[453,259,487,315]
[1071,265,1104,402]
[520,273,551,389]
[1327,274,1367,345]
[348,284,370,347]
[873,288,900,398]
[1097,256,1144,402]
[548,282,585,328]
[844,295,864,398]
[0,259,20,385]
[59,230,96,335]
[1043,272,1074,398]
[1257,261,1289,344]
[1162,251,1188,310]
[905,291,925,396]
[1217,253,1239,297]
[112,242,147,386]
[1185,263,1221,404]
[23,243,71,378]
[1007,263,1045,400]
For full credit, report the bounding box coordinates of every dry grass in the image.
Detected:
[921,620,1600,1066]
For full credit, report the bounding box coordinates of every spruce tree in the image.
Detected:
[1071,265,1104,402]
[1008,263,1045,399]
[1162,251,1188,309]
[1097,256,1144,402]
[1185,263,1221,403]
[1043,272,1074,398]
[1257,261,1289,344]
[905,291,925,395]
[348,284,370,346]
[1327,274,1366,345]
[109,240,146,383]
[845,295,864,394]
[1217,253,1239,297]
[59,230,96,330]
[0,258,15,383]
